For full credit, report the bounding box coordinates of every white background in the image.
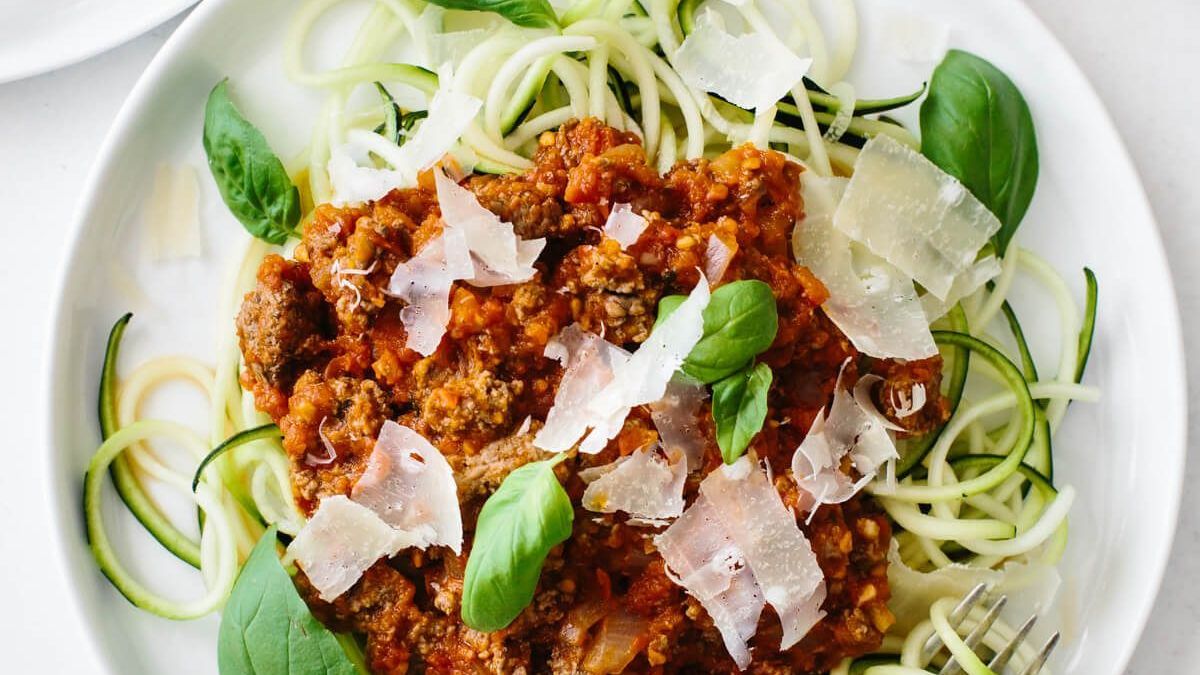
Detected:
[0,1,1196,672]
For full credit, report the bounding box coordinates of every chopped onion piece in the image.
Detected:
[794,175,936,360]
[833,135,1001,301]
[700,458,826,650]
[674,9,812,111]
[655,494,764,670]
[286,495,413,602]
[603,203,649,249]
[351,421,463,554]
[582,445,687,522]
[650,375,709,471]
[581,610,651,674]
[704,234,735,285]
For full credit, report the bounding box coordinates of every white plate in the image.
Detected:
[44,0,1186,673]
[0,0,196,83]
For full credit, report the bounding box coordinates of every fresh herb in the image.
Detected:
[203,79,301,245]
[424,0,559,28]
[711,362,773,464]
[920,49,1039,255]
[218,528,361,675]
[462,454,573,632]
[657,280,779,383]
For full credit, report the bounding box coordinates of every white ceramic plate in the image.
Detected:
[44,0,1186,673]
[0,0,198,84]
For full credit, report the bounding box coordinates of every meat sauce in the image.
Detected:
[237,118,946,674]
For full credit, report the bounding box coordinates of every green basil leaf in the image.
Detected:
[682,280,778,383]
[218,527,360,675]
[424,0,559,28]
[711,362,772,464]
[653,294,686,331]
[462,454,573,632]
[919,49,1038,255]
[203,79,301,245]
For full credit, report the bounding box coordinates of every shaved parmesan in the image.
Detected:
[701,458,826,649]
[674,9,811,111]
[833,135,1001,301]
[794,175,937,360]
[286,495,411,601]
[386,226,473,355]
[791,369,899,511]
[386,174,545,354]
[534,324,633,454]
[435,170,544,285]
[655,495,764,670]
[704,234,735,285]
[537,278,710,455]
[650,375,709,471]
[920,254,1001,321]
[582,445,687,523]
[351,421,463,554]
[328,90,482,206]
[144,163,201,260]
[603,203,648,249]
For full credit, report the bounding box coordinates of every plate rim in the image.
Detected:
[0,0,198,84]
[41,0,1188,672]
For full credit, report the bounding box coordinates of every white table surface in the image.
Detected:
[1,2,1195,673]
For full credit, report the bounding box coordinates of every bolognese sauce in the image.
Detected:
[237,118,946,674]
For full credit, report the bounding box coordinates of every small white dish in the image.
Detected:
[0,0,196,83]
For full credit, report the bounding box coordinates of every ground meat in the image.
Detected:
[236,255,331,417]
[237,117,950,674]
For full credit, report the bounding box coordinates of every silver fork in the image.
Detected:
[920,582,1061,675]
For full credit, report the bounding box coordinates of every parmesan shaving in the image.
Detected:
[286,495,413,602]
[833,135,1001,301]
[649,375,709,471]
[351,421,463,554]
[144,163,201,260]
[791,368,900,512]
[794,175,937,360]
[435,170,544,285]
[699,458,827,651]
[537,277,710,455]
[328,90,482,206]
[891,383,927,419]
[655,494,763,670]
[674,9,812,111]
[920,254,1002,321]
[603,203,649,249]
[582,445,687,522]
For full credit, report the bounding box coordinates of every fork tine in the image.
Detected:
[921,583,990,663]
[939,595,1008,675]
[988,613,1039,672]
[1016,632,1061,675]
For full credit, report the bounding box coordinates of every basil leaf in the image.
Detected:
[711,362,772,464]
[684,280,778,383]
[203,79,301,245]
[462,454,573,632]
[920,49,1038,255]
[218,527,360,675]
[424,0,559,28]
[653,294,686,331]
